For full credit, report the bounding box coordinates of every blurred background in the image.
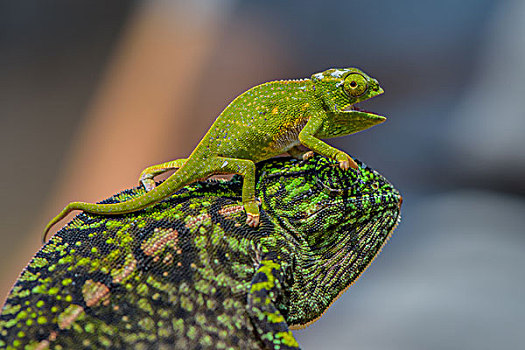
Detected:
[1,0,524,349]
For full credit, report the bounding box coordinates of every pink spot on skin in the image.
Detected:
[185,213,211,229]
[218,205,244,217]
[35,339,50,350]
[141,228,180,257]
[82,280,110,307]
[58,305,84,330]
[35,331,58,349]
[112,256,137,283]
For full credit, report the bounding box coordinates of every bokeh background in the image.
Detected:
[1,1,524,349]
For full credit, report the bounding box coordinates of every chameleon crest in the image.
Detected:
[43,68,386,240]
[1,155,401,349]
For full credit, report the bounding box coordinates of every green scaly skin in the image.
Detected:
[43,68,386,240]
[1,155,402,349]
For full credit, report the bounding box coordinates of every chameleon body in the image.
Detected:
[1,155,402,349]
[43,67,385,239]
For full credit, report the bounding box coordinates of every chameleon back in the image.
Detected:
[0,155,401,349]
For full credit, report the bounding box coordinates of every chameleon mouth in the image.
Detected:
[333,98,386,133]
[345,103,374,114]
[343,101,385,121]
[347,103,365,111]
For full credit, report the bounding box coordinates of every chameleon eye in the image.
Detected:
[343,73,367,97]
[371,182,380,190]
[315,177,344,197]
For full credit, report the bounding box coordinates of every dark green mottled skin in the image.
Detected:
[0,155,401,349]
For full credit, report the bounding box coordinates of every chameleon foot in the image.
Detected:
[336,152,358,170]
[140,174,156,192]
[339,157,358,170]
[246,213,260,227]
[302,151,315,161]
[244,200,260,227]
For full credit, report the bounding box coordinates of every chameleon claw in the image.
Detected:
[246,213,260,227]
[142,179,156,192]
[348,156,359,170]
[140,174,156,192]
[302,151,315,161]
[336,152,359,170]
[244,200,260,227]
[339,156,358,170]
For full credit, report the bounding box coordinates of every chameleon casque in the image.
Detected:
[43,67,386,239]
[1,155,402,349]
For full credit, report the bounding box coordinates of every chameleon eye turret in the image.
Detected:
[343,73,368,97]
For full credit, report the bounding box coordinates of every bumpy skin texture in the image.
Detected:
[2,155,402,349]
[43,67,386,238]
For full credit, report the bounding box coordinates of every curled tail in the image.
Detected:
[42,168,196,242]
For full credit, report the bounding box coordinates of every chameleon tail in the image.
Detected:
[43,203,84,243]
[42,164,202,242]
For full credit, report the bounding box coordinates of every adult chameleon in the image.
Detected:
[43,67,385,240]
[1,155,402,349]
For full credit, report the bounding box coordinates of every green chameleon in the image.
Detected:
[1,155,402,349]
[43,67,385,240]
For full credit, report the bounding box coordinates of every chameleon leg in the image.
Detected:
[42,159,213,242]
[298,118,358,170]
[248,257,300,350]
[139,158,187,191]
[210,156,259,227]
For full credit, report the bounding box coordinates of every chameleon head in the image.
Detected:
[262,155,401,236]
[259,155,402,328]
[311,68,386,137]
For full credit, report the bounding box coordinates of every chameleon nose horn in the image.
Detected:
[398,195,403,209]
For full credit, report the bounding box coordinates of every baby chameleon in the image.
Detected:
[43,67,386,241]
